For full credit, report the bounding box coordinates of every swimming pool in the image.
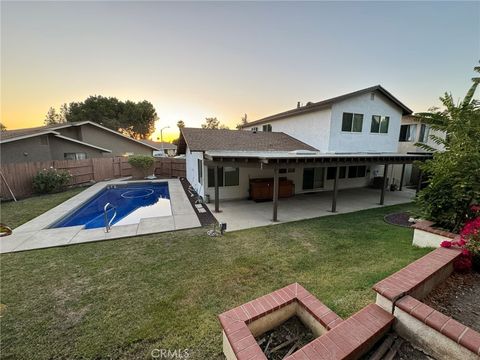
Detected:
[50,182,171,229]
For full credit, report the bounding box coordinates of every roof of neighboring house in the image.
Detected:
[0,121,158,150]
[239,85,413,128]
[0,128,111,152]
[138,139,177,150]
[177,127,318,154]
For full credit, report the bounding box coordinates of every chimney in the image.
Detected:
[297,101,301,108]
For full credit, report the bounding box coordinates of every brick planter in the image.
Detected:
[412,220,458,248]
[373,247,480,359]
[219,284,394,360]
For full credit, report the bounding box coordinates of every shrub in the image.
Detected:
[415,65,480,232]
[33,167,72,194]
[128,155,154,178]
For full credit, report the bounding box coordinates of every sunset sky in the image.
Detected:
[1,1,479,141]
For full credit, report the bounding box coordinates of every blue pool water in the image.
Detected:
[51,182,171,229]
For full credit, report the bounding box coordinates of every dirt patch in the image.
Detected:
[179,177,217,226]
[384,212,412,227]
[394,339,435,360]
[423,271,480,333]
[255,316,315,359]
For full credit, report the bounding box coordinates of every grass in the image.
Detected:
[0,187,85,229]
[0,191,431,360]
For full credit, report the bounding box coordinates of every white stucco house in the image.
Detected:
[177,85,431,219]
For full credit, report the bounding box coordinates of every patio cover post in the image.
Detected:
[380,164,389,205]
[331,166,339,212]
[416,170,423,194]
[272,167,279,222]
[399,164,406,191]
[214,165,220,213]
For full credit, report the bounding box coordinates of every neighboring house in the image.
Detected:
[239,85,412,154]
[138,139,177,157]
[0,121,158,164]
[178,86,431,216]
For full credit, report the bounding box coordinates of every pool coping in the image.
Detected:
[0,178,201,254]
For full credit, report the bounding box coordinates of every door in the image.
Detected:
[303,168,324,190]
[303,168,315,190]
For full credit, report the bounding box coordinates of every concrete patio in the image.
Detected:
[207,187,416,231]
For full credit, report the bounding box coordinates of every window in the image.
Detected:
[208,166,239,187]
[279,168,295,174]
[197,159,203,183]
[341,113,363,132]
[418,124,430,143]
[399,124,417,142]
[64,152,87,160]
[224,167,239,186]
[251,127,258,132]
[262,124,272,132]
[347,165,367,178]
[207,167,223,187]
[370,116,390,134]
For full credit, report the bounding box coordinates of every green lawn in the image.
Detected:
[1,187,85,229]
[0,190,430,359]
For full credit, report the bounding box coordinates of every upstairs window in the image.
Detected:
[399,124,417,142]
[418,124,430,143]
[341,113,363,132]
[370,116,390,134]
[262,124,272,132]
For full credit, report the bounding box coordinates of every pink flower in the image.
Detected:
[471,204,480,213]
[462,249,471,256]
[457,239,466,246]
[440,241,452,248]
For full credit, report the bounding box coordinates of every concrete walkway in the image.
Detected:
[207,188,415,231]
[1,178,201,254]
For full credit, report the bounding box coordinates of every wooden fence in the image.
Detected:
[0,157,186,200]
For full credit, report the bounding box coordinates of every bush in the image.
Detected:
[415,66,480,232]
[128,155,154,178]
[33,167,72,194]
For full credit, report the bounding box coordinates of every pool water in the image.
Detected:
[51,182,171,229]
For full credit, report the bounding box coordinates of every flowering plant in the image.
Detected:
[440,205,480,272]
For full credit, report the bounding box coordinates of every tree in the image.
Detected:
[201,117,220,129]
[44,107,66,125]
[415,65,480,232]
[201,117,229,129]
[177,120,185,129]
[63,95,157,139]
[236,113,248,129]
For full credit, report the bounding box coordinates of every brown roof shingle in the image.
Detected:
[177,128,318,154]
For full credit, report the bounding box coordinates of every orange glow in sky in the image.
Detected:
[1,2,478,141]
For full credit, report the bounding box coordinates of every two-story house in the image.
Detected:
[177,85,431,218]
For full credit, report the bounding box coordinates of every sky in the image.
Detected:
[1,1,479,141]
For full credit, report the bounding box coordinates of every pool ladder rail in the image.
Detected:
[103,202,117,233]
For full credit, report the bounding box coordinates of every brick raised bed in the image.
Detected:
[219,283,394,360]
[412,220,458,248]
[373,247,480,359]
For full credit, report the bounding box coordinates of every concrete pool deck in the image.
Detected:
[207,187,416,231]
[0,178,201,254]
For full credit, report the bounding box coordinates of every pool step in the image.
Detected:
[285,304,395,360]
